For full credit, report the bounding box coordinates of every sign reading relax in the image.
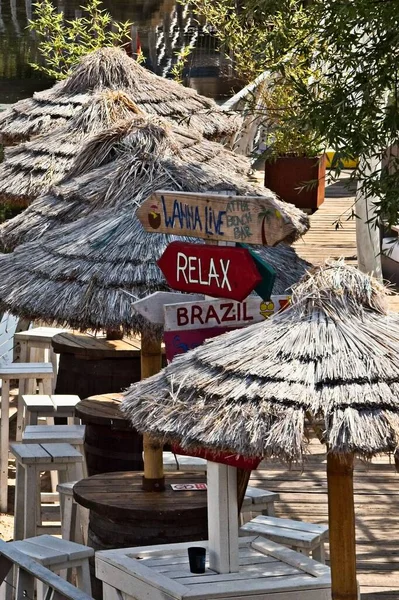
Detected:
[137,190,290,246]
[157,241,262,301]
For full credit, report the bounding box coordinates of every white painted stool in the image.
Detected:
[239,515,329,563]
[14,327,67,391]
[2,534,93,600]
[57,481,89,545]
[0,362,54,512]
[22,394,81,427]
[162,452,280,520]
[10,442,84,540]
[23,424,88,484]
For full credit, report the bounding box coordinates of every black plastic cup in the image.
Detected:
[188,546,206,573]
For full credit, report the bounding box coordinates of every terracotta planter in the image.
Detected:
[264,154,326,210]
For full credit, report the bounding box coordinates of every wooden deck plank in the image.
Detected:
[252,438,399,600]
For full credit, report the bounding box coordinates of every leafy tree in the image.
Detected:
[28,0,133,80]
[189,0,399,226]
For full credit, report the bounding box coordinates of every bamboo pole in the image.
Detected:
[141,335,165,491]
[327,452,358,600]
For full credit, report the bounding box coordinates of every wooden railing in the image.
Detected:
[0,540,94,600]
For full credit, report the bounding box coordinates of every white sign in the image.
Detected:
[170,483,208,491]
[164,296,290,332]
[131,291,204,324]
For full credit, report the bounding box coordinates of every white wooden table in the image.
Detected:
[96,537,331,600]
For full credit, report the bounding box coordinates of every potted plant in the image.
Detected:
[261,78,326,211]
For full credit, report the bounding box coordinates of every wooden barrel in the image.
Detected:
[74,471,208,599]
[52,332,142,398]
[75,393,144,475]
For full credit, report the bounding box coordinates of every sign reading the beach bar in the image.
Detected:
[137,190,288,246]
[164,295,290,361]
[157,241,262,301]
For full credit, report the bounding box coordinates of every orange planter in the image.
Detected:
[264,154,326,210]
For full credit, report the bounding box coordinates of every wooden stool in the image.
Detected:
[2,534,93,600]
[239,515,329,563]
[0,362,54,512]
[57,482,89,544]
[22,394,81,427]
[10,442,84,540]
[15,327,67,392]
[23,425,88,478]
[162,452,279,520]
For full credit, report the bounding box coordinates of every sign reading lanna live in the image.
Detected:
[136,191,289,246]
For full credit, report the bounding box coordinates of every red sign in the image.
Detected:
[164,327,230,361]
[157,241,261,301]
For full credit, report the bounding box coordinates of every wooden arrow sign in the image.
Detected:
[136,190,290,246]
[163,295,290,361]
[131,291,204,324]
[157,241,262,301]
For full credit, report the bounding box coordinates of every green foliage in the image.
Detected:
[28,0,133,79]
[189,0,399,225]
[170,45,192,84]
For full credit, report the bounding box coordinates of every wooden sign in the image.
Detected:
[131,291,204,325]
[136,190,291,246]
[164,296,289,361]
[157,241,262,302]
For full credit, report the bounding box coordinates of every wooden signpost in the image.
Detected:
[131,291,204,325]
[157,241,262,301]
[163,296,290,361]
[137,190,291,246]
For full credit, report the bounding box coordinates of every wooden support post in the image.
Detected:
[207,461,239,574]
[141,335,164,492]
[237,468,251,514]
[327,452,358,600]
[356,155,382,279]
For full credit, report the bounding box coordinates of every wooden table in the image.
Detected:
[52,333,142,398]
[75,394,143,474]
[96,537,331,600]
[74,471,208,549]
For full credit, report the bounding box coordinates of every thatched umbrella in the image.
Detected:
[0,91,146,206]
[0,114,309,255]
[0,112,308,491]
[122,261,399,600]
[0,47,240,147]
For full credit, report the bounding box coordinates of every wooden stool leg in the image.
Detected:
[24,465,37,538]
[0,378,10,512]
[312,543,326,564]
[13,462,25,541]
[61,494,74,541]
[262,504,276,517]
[49,349,58,393]
[78,505,89,545]
[75,560,92,596]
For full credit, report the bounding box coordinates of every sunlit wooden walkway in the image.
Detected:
[292,171,399,311]
[293,173,357,265]
[253,439,399,600]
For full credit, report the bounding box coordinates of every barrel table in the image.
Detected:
[75,393,144,475]
[52,332,142,398]
[74,471,208,598]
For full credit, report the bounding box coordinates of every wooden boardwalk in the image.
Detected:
[293,172,399,311]
[253,441,399,600]
[294,174,358,266]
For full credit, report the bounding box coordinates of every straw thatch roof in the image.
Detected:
[0,115,309,335]
[0,47,240,146]
[0,115,309,249]
[0,91,144,206]
[122,262,399,461]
